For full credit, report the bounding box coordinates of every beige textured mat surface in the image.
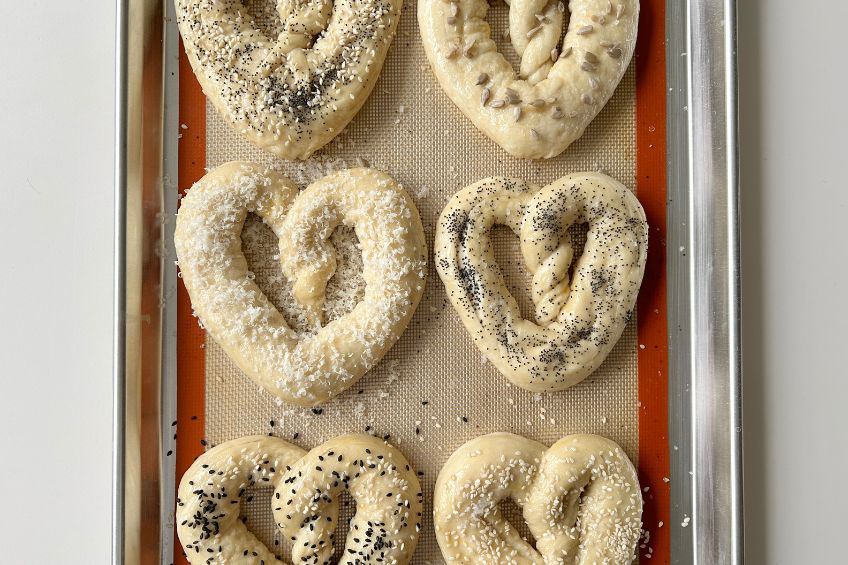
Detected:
[200,1,638,561]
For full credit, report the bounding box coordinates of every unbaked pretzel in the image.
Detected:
[435,173,647,392]
[174,162,427,406]
[176,0,402,159]
[419,0,639,158]
[176,434,422,564]
[434,432,642,564]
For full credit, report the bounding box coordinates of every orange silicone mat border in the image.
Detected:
[174,1,670,561]
[175,37,207,565]
[635,0,671,561]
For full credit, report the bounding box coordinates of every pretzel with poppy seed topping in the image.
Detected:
[419,0,638,158]
[174,162,427,406]
[434,432,642,564]
[435,172,647,392]
[176,0,402,159]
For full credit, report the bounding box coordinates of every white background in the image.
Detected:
[0,1,845,563]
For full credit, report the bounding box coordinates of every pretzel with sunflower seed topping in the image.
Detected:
[419,0,638,158]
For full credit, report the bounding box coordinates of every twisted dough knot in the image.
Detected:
[434,433,643,564]
[506,0,565,85]
[174,163,427,406]
[435,172,647,392]
[261,0,333,76]
[176,435,422,565]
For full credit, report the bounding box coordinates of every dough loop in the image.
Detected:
[435,172,647,392]
[175,162,427,406]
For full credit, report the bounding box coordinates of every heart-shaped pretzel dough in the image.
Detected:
[176,0,402,159]
[174,162,427,406]
[434,432,642,564]
[419,0,639,159]
[176,434,422,564]
[434,173,647,392]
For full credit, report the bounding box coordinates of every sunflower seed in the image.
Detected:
[581,93,593,105]
[490,99,506,108]
[550,47,559,62]
[581,61,597,72]
[505,88,520,104]
[616,4,625,19]
[584,51,599,64]
[600,40,615,48]
[481,87,491,106]
[552,106,564,119]
[513,106,523,121]
[527,25,543,38]
[558,1,565,13]
[530,128,541,140]
[589,77,600,90]
[476,73,489,85]
[560,46,573,58]
[608,46,623,58]
[576,24,594,35]
[529,98,546,108]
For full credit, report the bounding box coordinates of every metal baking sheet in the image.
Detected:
[113,0,742,563]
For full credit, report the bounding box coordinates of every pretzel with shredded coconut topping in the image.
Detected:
[419,0,639,158]
[434,432,643,564]
[435,172,647,392]
[176,434,423,564]
[176,0,402,159]
[175,162,427,407]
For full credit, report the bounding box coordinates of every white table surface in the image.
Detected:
[0,1,845,562]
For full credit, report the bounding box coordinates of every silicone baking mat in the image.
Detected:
[175,0,668,562]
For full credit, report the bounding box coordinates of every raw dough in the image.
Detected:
[434,432,642,564]
[176,0,402,159]
[176,434,423,564]
[175,162,427,406]
[434,172,647,392]
[419,0,638,159]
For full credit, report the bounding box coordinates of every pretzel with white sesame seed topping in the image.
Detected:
[176,0,402,159]
[434,432,643,564]
[419,0,638,158]
[174,162,427,407]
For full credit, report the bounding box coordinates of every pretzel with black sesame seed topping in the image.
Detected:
[434,172,647,392]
